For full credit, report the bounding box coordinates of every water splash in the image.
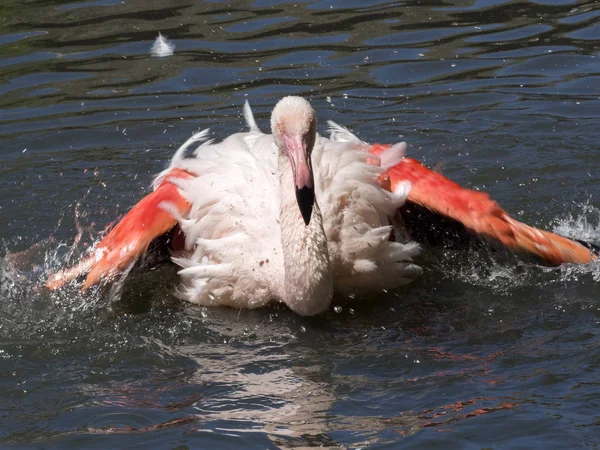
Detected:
[425,201,600,296]
[0,242,94,341]
[548,202,600,283]
[552,200,600,248]
[0,201,120,341]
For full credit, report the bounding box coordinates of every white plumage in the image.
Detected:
[154,96,421,315]
[46,98,598,302]
[150,32,175,57]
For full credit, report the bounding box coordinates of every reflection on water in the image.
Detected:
[1,0,600,448]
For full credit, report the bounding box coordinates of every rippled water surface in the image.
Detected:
[2,0,600,448]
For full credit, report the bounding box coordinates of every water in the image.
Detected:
[2,0,600,447]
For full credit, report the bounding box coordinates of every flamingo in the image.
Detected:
[47,96,597,315]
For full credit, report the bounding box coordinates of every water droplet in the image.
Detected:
[299,326,306,333]
[334,305,343,313]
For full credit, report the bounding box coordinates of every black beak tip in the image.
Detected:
[296,186,315,226]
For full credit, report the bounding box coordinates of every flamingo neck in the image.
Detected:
[278,152,333,316]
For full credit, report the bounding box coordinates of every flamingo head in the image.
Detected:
[271,96,317,226]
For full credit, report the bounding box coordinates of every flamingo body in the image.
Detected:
[148,102,420,313]
[46,97,597,316]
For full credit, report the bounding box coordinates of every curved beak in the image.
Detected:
[283,134,314,226]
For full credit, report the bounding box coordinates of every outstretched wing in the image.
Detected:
[46,168,192,290]
[368,144,597,266]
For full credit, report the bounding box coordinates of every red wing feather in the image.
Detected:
[370,145,596,265]
[47,169,192,291]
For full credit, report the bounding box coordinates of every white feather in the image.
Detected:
[327,120,364,144]
[379,142,407,171]
[157,100,421,312]
[151,32,175,57]
[243,100,261,133]
[314,135,421,295]
[158,124,283,310]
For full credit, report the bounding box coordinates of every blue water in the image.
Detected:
[1,0,600,448]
